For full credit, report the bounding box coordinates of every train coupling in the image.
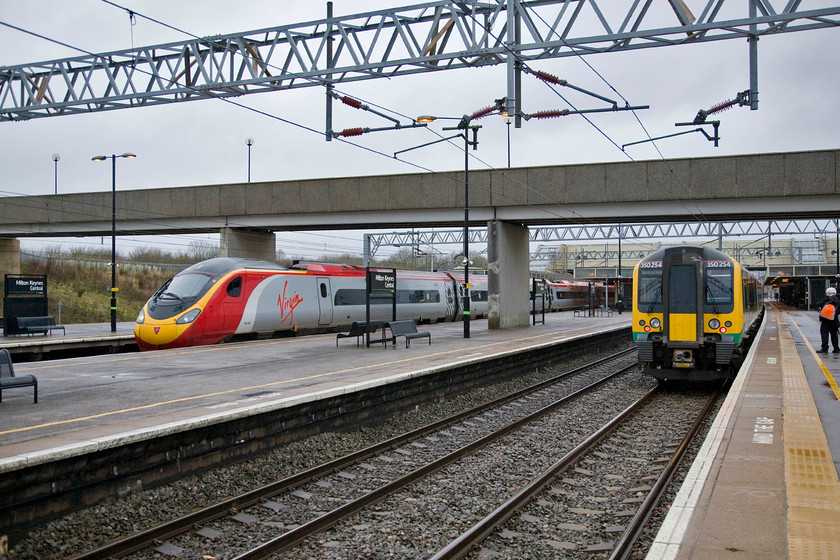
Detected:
[671,349,695,369]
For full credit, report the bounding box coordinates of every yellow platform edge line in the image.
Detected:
[786,311,840,402]
[780,309,840,559]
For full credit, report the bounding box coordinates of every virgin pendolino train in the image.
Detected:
[632,245,763,380]
[134,258,490,350]
[545,279,605,312]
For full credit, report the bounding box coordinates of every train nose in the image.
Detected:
[134,320,186,348]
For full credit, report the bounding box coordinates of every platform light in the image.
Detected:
[91,153,137,332]
[403,113,483,338]
[52,153,60,194]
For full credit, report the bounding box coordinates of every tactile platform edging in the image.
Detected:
[780,311,840,559]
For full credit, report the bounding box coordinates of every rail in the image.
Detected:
[69,348,636,560]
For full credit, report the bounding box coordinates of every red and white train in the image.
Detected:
[134,258,489,350]
[544,280,605,311]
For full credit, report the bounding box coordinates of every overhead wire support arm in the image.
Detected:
[523,104,649,121]
[674,120,721,147]
[393,134,464,158]
[623,89,750,150]
[526,68,620,108]
[692,89,752,124]
[328,92,426,138]
[621,125,719,151]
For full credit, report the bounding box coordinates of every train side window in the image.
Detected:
[320,283,328,298]
[226,276,242,297]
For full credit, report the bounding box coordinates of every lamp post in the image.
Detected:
[414,114,481,338]
[246,137,254,182]
[91,153,136,332]
[52,153,60,194]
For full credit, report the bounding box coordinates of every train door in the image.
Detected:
[316,277,333,325]
[222,275,244,334]
[667,264,698,342]
[442,278,457,320]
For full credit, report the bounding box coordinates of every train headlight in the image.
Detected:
[725,321,732,328]
[709,318,721,330]
[176,308,201,325]
[135,309,145,324]
[650,318,661,329]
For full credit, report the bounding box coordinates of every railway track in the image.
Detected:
[70,349,643,560]
[434,385,722,559]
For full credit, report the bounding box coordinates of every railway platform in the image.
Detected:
[0,311,629,463]
[647,302,840,560]
[0,321,137,359]
[0,309,633,542]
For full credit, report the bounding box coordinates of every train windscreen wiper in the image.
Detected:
[705,283,721,314]
[645,281,662,314]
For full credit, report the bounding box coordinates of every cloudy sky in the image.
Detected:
[1,0,838,261]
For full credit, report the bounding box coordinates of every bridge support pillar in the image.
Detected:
[220,228,276,261]
[0,238,21,278]
[487,220,530,330]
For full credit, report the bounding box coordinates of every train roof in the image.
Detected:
[639,245,733,263]
[293,262,466,282]
[547,280,591,287]
[291,262,365,275]
[184,258,287,275]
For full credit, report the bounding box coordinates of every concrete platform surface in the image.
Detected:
[0,312,629,471]
[647,303,840,560]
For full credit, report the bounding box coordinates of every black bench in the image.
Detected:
[387,320,431,348]
[0,349,38,403]
[573,306,589,317]
[14,316,65,336]
[336,320,386,347]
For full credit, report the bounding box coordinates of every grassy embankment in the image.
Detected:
[13,248,187,325]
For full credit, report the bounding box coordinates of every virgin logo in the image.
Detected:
[277,281,304,325]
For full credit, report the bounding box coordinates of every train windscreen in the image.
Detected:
[637,265,663,312]
[146,271,221,319]
[704,263,734,313]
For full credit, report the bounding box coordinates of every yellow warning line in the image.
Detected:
[778,309,840,559]
[785,312,840,402]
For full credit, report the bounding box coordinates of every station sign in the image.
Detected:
[369,270,396,293]
[5,275,47,297]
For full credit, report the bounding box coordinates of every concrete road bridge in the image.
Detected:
[1,148,837,237]
[1,148,837,329]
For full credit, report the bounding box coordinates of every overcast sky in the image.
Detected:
[1,0,838,261]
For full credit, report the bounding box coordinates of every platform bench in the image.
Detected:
[14,316,65,336]
[337,320,386,347]
[387,320,431,348]
[0,349,37,403]
[573,306,589,317]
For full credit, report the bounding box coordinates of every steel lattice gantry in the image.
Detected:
[364,219,840,262]
[2,0,839,121]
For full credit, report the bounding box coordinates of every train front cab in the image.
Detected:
[634,246,745,380]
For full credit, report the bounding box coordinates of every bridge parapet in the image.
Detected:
[0,150,836,237]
